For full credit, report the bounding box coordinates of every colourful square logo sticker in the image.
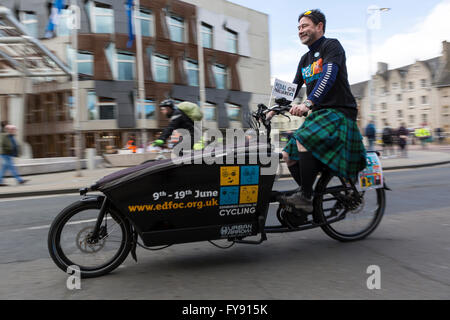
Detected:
[239,186,259,204]
[220,166,240,186]
[220,187,239,205]
[240,166,259,185]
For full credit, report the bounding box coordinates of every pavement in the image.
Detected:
[1,144,450,199]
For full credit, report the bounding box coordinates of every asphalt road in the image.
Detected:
[1,165,449,299]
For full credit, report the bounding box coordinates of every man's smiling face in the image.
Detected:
[298,16,323,46]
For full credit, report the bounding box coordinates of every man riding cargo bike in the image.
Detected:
[268,9,367,214]
[47,9,388,279]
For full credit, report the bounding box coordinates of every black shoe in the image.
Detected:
[0,183,8,187]
[18,180,29,185]
[280,191,313,213]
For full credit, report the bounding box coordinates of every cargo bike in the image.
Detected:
[48,99,389,278]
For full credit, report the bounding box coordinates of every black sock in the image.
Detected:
[298,152,320,199]
[287,163,301,187]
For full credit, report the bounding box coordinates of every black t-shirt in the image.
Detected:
[293,37,357,120]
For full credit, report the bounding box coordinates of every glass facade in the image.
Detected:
[77,51,94,76]
[226,29,238,54]
[154,55,170,83]
[203,103,216,121]
[168,15,184,42]
[214,64,227,89]
[138,99,156,119]
[87,91,97,120]
[67,46,94,76]
[20,12,38,38]
[226,103,240,121]
[186,60,199,87]
[137,9,153,37]
[201,23,213,48]
[99,104,115,119]
[56,9,71,36]
[117,52,135,81]
[93,4,114,34]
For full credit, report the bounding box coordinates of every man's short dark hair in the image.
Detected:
[298,9,326,33]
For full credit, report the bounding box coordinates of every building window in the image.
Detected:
[87,91,98,120]
[88,2,114,34]
[67,95,75,120]
[153,54,171,83]
[201,23,213,48]
[98,98,116,120]
[185,60,199,87]
[397,110,403,118]
[409,115,415,125]
[67,46,94,76]
[226,103,240,122]
[117,52,135,81]
[408,81,414,90]
[167,14,185,42]
[421,96,428,105]
[56,9,72,36]
[408,98,414,107]
[392,82,399,90]
[397,94,402,101]
[203,102,216,121]
[422,114,428,124]
[213,64,227,89]
[20,12,38,38]
[138,99,156,120]
[381,103,387,110]
[105,44,135,80]
[443,106,449,115]
[137,9,153,37]
[87,92,116,120]
[421,79,427,88]
[226,29,238,54]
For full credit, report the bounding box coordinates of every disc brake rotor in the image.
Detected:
[76,226,106,253]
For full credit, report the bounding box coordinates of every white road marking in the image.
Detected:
[4,217,113,233]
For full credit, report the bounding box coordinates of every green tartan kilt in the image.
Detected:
[283,108,367,179]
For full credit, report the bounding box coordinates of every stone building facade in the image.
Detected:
[352,41,450,135]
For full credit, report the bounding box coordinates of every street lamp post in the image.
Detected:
[70,0,82,177]
[134,0,147,152]
[366,5,390,128]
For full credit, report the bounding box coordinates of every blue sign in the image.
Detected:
[240,166,259,185]
[220,187,239,205]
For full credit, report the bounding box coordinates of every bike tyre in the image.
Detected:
[47,199,132,278]
[314,173,386,242]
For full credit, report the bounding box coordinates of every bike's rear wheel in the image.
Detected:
[314,174,385,242]
[48,199,132,278]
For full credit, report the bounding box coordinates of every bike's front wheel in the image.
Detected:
[314,174,386,242]
[48,199,132,278]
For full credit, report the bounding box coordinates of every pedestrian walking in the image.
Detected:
[365,121,376,151]
[415,125,431,149]
[126,135,137,153]
[1,120,8,133]
[382,124,394,158]
[435,127,444,144]
[397,123,409,158]
[0,125,28,186]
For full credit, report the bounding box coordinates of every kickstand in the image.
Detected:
[234,216,267,245]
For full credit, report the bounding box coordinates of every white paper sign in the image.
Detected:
[272,78,298,101]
